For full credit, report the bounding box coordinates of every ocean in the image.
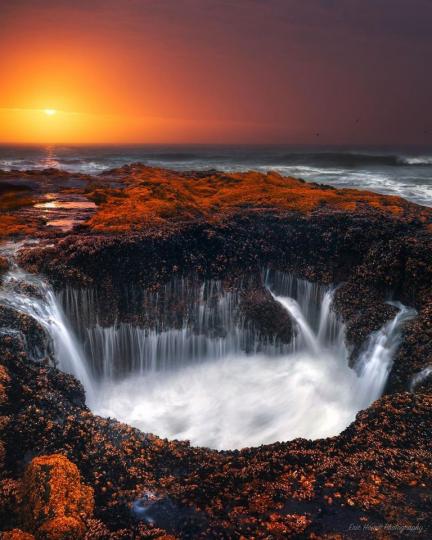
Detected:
[1,144,431,207]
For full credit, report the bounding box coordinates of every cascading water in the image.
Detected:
[58,277,297,378]
[0,258,416,450]
[410,366,432,392]
[354,302,417,406]
[0,260,94,397]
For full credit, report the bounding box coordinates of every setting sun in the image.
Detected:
[44,109,57,116]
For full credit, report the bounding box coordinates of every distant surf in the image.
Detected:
[1,144,431,206]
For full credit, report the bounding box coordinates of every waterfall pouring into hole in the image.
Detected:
[354,302,418,407]
[0,262,94,399]
[0,263,416,450]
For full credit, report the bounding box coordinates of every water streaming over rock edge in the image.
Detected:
[0,263,93,394]
[0,263,417,449]
[58,271,343,378]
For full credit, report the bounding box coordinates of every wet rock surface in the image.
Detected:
[1,165,432,537]
[387,299,432,394]
[0,257,9,278]
[0,306,51,363]
[0,168,96,238]
[240,286,294,345]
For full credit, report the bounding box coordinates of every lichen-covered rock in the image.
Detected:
[0,479,23,532]
[22,454,94,540]
[0,365,11,471]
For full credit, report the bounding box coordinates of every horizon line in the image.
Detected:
[0,141,431,149]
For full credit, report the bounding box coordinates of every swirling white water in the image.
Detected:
[0,264,416,450]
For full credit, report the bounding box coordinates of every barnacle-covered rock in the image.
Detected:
[0,306,51,362]
[22,454,94,540]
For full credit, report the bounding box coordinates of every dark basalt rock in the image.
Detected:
[240,285,294,344]
[17,209,431,383]
[0,305,52,362]
[386,298,432,393]
[58,274,295,353]
[333,282,399,362]
[0,257,9,278]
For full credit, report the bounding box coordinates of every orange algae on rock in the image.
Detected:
[0,165,429,239]
[22,454,93,539]
[0,182,39,239]
[0,530,35,540]
[86,165,427,233]
[266,513,311,536]
[0,216,39,240]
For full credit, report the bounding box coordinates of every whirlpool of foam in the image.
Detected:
[0,265,416,450]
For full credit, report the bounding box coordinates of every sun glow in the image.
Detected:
[44,109,57,116]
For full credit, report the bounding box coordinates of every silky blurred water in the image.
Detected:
[0,260,416,449]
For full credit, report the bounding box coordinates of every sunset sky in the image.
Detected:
[1,0,431,145]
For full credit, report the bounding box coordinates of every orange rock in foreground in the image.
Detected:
[22,454,93,540]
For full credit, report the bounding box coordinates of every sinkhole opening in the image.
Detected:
[0,266,416,450]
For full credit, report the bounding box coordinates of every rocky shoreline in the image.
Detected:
[1,165,431,538]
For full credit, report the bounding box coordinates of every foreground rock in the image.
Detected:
[22,454,94,539]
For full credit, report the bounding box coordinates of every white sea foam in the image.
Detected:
[0,262,418,449]
[92,350,360,449]
[401,156,432,166]
[90,292,414,449]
